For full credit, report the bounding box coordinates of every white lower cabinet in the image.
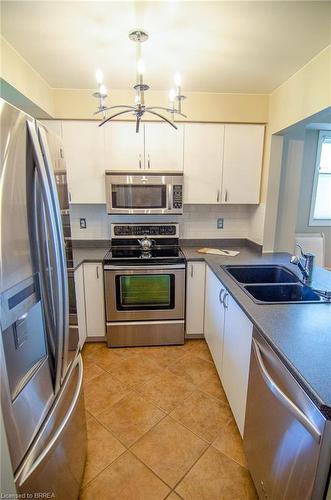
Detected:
[82,263,105,339]
[222,292,253,436]
[185,262,206,336]
[203,266,253,436]
[204,267,226,377]
[74,265,87,348]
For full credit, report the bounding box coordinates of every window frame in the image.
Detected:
[309,130,331,227]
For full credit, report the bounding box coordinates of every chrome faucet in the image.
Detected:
[290,244,315,285]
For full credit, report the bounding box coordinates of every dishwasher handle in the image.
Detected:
[252,339,321,443]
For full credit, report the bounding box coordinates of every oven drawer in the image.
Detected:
[104,267,185,322]
[106,320,184,347]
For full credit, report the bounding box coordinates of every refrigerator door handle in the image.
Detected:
[17,356,83,486]
[38,125,70,379]
[27,121,65,391]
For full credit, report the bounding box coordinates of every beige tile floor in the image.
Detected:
[80,340,257,500]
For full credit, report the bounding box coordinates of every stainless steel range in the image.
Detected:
[103,223,186,347]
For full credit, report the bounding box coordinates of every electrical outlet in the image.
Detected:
[217,218,224,229]
[80,218,87,229]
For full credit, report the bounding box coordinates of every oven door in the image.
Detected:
[104,265,185,321]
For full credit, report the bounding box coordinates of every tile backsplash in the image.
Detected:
[70,204,262,243]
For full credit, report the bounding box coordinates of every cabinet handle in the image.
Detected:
[224,190,228,202]
[190,264,194,278]
[139,154,142,169]
[219,289,225,304]
[96,266,99,279]
[217,189,220,202]
[147,154,151,169]
[223,292,229,309]
[69,191,72,203]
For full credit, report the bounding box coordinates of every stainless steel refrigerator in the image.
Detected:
[0,99,87,497]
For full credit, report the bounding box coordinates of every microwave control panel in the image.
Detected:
[173,185,183,209]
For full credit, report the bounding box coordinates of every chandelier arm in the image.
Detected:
[145,106,173,113]
[94,105,135,115]
[145,110,178,130]
[98,109,135,127]
[146,106,187,118]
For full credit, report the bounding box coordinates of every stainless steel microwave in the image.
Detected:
[105,171,184,214]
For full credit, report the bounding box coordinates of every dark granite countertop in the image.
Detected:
[184,245,331,419]
[72,241,110,270]
[71,239,331,418]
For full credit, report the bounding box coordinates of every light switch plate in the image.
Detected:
[217,218,224,229]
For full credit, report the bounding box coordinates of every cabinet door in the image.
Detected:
[62,121,105,203]
[74,266,87,348]
[39,120,63,138]
[186,262,206,336]
[104,121,144,171]
[204,267,225,377]
[222,292,253,436]
[83,263,105,338]
[222,124,264,204]
[144,122,184,171]
[184,124,224,204]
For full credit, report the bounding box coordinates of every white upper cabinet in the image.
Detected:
[104,122,144,171]
[184,124,225,204]
[39,120,63,138]
[62,121,105,203]
[144,122,184,171]
[221,124,265,204]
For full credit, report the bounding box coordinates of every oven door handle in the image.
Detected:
[104,264,185,270]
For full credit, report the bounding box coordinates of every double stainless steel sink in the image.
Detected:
[223,265,323,304]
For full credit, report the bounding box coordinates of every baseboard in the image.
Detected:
[86,336,106,342]
[185,334,205,339]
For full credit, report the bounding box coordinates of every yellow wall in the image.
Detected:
[269,45,331,135]
[53,88,268,123]
[0,37,54,116]
[262,45,331,251]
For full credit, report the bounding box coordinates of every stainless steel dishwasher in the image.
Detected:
[244,328,331,500]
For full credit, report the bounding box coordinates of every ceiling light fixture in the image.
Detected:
[92,30,187,133]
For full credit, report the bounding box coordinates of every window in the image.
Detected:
[309,131,331,226]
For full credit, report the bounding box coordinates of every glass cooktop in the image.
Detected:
[103,246,186,265]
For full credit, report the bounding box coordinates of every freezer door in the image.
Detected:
[15,355,87,499]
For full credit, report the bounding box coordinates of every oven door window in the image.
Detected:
[112,184,167,209]
[116,274,175,310]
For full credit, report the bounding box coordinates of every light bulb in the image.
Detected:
[137,58,145,75]
[174,72,181,87]
[99,84,107,96]
[169,88,176,102]
[96,68,104,85]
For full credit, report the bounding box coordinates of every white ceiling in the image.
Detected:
[1,1,331,93]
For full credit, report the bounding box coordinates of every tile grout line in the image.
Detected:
[81,341,247,496]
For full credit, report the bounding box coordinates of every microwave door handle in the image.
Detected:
[252,339,321,443]
[168,184,172,211]
[28,122,65,391]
